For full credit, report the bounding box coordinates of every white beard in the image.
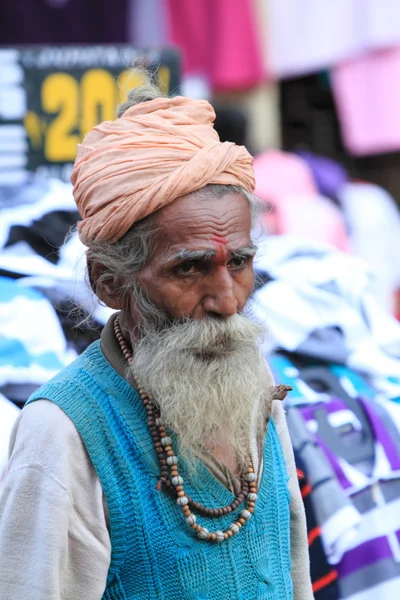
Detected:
[128,313,274,469]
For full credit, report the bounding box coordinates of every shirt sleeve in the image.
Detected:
[0,400,111,600]
[272,400,314,600]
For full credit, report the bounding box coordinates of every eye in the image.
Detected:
[176,262,198,275]
[229,256,248,270]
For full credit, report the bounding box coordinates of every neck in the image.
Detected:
[206,443,241,478]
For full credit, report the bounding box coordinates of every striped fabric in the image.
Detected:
[296,456,339,600]
[297,398,400,599]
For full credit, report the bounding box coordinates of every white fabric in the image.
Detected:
[0,179,76,248]
[321,504,361,565]
[0,278,75,387]
[0,180,114,325]
[341,495,400,556]
[264,0,400,78]
[348,578,400,600]
[339,182,400,313]
[0,394,19,481]
[253,236,400,385]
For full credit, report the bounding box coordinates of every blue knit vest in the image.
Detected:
[27,341,293,600]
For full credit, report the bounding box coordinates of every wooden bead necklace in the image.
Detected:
[114,317,258,542]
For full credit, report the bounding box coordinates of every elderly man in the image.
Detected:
[0,84,312,600]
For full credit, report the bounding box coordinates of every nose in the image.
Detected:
[202,268,238,318]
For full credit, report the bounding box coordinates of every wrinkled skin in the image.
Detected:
[103,191,256,329]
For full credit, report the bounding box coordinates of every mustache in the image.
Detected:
[130,279,262,342]
[136,312,266,357]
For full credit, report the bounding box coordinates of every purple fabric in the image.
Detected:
[298,400,353,489]
[296,150,348,200]
[359,398,400,471]
[338,534,396,578]
[0,0,129,45]
[300,399,348,422]
[316,437,353,490]
[300,395,400,488]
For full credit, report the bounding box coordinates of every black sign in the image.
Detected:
[0,45,181,184]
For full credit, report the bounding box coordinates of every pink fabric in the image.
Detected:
[254,151,317,202]
[332,47,400,156]
[71,96,255,245]
[271,195,350,252]
[166,0,264,90]
[254,151,350,251]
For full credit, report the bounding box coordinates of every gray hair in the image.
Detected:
[117,82,164,118]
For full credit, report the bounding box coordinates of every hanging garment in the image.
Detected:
[0,0,130,44]
[253,236,400,394]
[285,406,362,569]
[0,179,77,251]
[264,0,400,79]
[283,390,400,600]
[253,152,350,251]
[166,0,264,91]
[338,182,400,313]
[297,398,400,600]
[332,47,400,156]
[0,178,50,210]
[127,0,170,47]
[4,209,79,265]
[274,157,400,313]
[296,454,339,600]
[0,276,75,393]
[0,180,113,326]
[254,151,318,202]
[268,354,381,407]
[295,151,348,202]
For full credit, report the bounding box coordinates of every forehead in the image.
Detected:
[152,191,252,252]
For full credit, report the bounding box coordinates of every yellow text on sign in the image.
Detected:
[40,68,171,163]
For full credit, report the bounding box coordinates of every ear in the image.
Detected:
[89,260,125,310]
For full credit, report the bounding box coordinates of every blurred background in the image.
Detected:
[2,2,400,598]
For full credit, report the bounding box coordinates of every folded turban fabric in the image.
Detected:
[71,96,255,245]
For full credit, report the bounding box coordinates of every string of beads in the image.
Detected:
[114,316,258,542]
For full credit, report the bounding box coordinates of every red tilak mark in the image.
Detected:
[214,241,228,264]
[212,235,227,245]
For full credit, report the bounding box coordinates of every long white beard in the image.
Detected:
[128,313,274,469]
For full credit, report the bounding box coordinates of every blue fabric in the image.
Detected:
[0,277,72,387]
[27,341,293,600]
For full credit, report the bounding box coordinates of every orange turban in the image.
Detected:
[71,96,255,245]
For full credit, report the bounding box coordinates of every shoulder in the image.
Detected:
[11,399,85,456]
[27,341,123,411]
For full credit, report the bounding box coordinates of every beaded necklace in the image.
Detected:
[114,316,258,543]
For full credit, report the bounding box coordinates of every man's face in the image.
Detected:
[136,191,255,321]
[124,192,272,465]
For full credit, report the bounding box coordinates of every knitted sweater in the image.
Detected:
[27,341,293,600]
